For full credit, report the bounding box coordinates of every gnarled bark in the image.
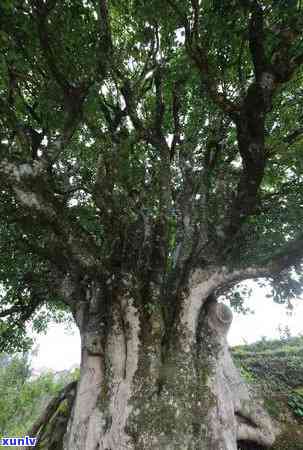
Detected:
[57,281,276,450]
[26,381,77,450]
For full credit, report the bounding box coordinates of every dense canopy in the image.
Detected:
[0,0,303,351]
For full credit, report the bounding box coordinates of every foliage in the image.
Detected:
[232,336,303,423]
[233,336,303,392]
[0,353,78,437]
[288,391,303,418]
[233,335,303,448]
[0,0,303,351]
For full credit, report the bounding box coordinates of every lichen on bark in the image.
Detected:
[54,290,276,450]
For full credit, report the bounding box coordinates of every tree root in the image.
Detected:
[23,380,77,450]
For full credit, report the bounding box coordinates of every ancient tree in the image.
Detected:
[1,0,303,449]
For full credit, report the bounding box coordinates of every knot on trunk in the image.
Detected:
[208,300,233,337]
[84,332,103,355]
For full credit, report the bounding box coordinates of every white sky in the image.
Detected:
[31,283,303,372]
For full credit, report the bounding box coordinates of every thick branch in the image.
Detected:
[119,75,172,228]
[249,1,266,81]
[154,66,165,134]
[225,234,303,287]
[98,0,113,52]
[189,232,303,305]
[34,1,69,92]
[166,1,241,115]
[0,160,102,274]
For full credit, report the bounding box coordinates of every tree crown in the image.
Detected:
[1,0,303,350]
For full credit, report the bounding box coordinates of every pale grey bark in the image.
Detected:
[62,286,277,450]
[205,301,276,450]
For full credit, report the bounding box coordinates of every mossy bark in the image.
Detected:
[59,289,276,450]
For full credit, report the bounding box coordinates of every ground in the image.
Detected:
[232,336,303,450]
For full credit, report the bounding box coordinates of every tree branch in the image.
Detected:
[166,0,240,116]
[189,231,303,304]
[170,80,183,160]
[96,0,113,78]
[0,160,102,274]
[154,66,165,134]
[34,1,69,92]
[224,233,303,286]
[249,1,266,81]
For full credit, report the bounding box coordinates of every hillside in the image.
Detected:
[232,336,303,450]
[1,337,302,449]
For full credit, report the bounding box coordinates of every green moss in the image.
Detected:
[127,344,216,449]
[56,399,69,417]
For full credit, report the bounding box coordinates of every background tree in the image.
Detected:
[0,352,76,441]
[0,0,303,449]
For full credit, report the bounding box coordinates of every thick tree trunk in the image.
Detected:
[60,277,276,450]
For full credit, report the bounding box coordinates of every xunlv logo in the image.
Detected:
[0,436,37,446]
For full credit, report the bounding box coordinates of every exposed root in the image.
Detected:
[236,410,275,448]
[23,381,77,450]
[235,399,276,448]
